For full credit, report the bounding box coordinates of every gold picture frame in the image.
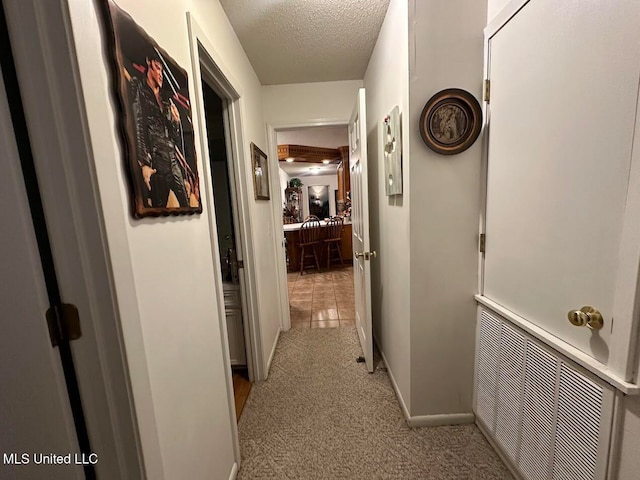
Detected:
[251,143,270,200]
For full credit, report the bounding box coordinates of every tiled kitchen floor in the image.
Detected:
[287,266,355,328]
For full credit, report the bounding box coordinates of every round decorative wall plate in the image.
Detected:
[419,88,482,155]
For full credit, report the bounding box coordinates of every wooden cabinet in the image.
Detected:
[340,223,353,261]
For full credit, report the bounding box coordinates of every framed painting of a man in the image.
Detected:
[100,0,202,218]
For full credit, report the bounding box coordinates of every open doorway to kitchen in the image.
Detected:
[277,126,356,328]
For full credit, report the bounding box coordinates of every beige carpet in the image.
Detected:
[237,327,513,479]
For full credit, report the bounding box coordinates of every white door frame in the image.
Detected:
[193,32,258,384]
[479,0,640,387]
[3,0,145,477]
[266,120,350,332]
[187,12,275,465]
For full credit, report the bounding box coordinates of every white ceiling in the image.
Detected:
[278,125,348,148]
[218,0,390,85]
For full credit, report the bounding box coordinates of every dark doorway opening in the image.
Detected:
[201,80,251,420]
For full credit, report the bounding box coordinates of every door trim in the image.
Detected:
[0,8,94,476]
[187,13,268,465]
[480,0,640,385]
[4,0,145,477]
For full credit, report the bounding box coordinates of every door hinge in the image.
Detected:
[46,303,82,347]
[479,233,486,253]
[484,79,490,103]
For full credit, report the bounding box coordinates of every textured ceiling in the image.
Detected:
[219,0,390,85]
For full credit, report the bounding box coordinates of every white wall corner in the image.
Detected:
[265,327,282,379]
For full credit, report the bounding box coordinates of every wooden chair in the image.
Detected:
[324,216,344,270]
[299,216,322,275]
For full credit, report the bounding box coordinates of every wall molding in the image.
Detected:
[377,342,411,421]
[379,340,475,428]
[265,328,281,379]
[407,413,475,428]
[228,462,238,480]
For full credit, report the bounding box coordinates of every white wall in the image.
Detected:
[66,0,279,478]
[408,0,487,416]
[299,174,339,219]
[616,396,640,479]
[362,0,412,414]
[278,167,290,207]
[487,0,511,23]
[262,80,363,127]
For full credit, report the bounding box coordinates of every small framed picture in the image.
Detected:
[251,143,270,200]
[419,88,482,156]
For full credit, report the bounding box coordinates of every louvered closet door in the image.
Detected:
[495,324,525,462]
[519,342,556,480]
[475,308,614,480]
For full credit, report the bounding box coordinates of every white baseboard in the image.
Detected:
[376,339,476,428]
[377,342,411,421]
[265,327,281,379]
[229,462,238,480]
[407,413,475,427]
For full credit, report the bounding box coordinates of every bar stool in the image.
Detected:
[324,216,344,270]
[299,216,322,275]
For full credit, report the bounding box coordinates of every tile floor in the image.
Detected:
[287,266,355,328]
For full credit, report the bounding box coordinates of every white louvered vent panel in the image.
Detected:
[494,323,525,462]
[476,311,501,431]
[475,306,612,480]
[552,363,603,480]
[518,341,558,480]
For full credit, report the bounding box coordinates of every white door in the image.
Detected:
[0,67,83,478]
[483,0,640,365]
[349,88,375,373]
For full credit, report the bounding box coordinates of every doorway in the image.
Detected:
[200,79,252,418]
[276,126,356,328]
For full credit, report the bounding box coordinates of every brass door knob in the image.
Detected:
[567,306,604,331]
[354,251,377,261]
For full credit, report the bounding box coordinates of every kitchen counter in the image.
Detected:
[283,221,353,272]
[283,219,352,232]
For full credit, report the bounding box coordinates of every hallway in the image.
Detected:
[236,326,512,479]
